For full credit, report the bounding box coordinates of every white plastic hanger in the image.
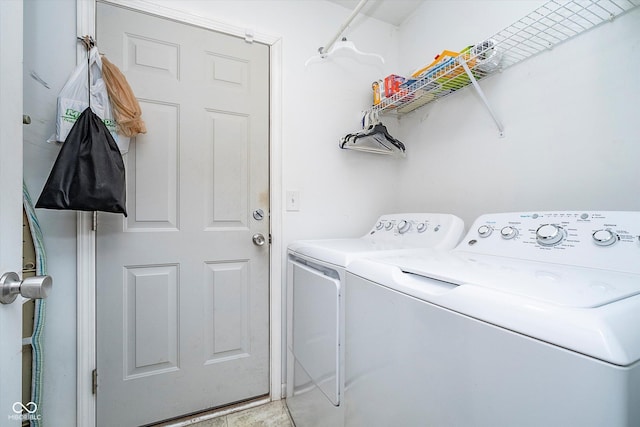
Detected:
[305,37,385,67]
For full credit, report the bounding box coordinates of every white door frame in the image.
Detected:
[0,0,24,418]
[75,1,283,425]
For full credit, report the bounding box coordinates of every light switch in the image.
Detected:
[286,190,300,211]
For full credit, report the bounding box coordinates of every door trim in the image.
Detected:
[0,0,24,415]
[75,2,283,425]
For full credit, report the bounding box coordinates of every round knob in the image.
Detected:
[592,229,617,246]
[0,272,53,304]
[536,224,565,246]
[252,233,266,246]
[397,220,411,234]
[416,222,427,233]
[500,226,518,240]
[375,221,384,230]
[384,222,394,231]
[478,225,492,238]
[20,276,53,299]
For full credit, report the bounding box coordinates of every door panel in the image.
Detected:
[0,0,24,422]
[204,260,250,361]
[96,3,270,426]
[125,100,179,229]
[124,264,179,378]
[207,111,249,227]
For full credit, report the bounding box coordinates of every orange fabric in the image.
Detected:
[100,55,147,137]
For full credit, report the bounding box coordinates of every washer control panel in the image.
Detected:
[460,211,640,273]
[367,213,465,249]
[535,224,566,246]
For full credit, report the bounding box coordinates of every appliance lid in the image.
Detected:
[386,251,640,308]
[347,254,640,366]
[287,213,465,267]
[288,238,422,268]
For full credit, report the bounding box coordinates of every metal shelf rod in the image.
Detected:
[459,58,504,137]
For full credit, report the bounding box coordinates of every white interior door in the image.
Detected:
[95,3,270,426]
[0,0,24,423]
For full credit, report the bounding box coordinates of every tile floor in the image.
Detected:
[186,401,294,427]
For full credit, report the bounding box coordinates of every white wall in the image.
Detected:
[394,1,640,227]
[23,0,78,424]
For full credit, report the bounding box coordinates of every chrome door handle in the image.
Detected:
[252,233,266,246]
[0,272,52,304]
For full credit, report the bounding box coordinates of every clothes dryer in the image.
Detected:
[285,213,464,427]
[345,211,640,427]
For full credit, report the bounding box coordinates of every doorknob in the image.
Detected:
[252,233,266,246]
[0,272,52,304]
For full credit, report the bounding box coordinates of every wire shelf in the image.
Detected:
[369,0,640,116]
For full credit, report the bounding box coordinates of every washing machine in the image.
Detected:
[285,213,465,427]
[345,211,640,427]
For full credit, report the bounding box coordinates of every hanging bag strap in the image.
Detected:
[78,35,95,109]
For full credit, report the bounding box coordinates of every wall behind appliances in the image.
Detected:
[23,0,78,424]
[394,1,640,226]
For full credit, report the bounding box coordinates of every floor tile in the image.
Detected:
[226,401,292,427]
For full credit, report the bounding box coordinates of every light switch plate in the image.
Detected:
[286,190,300,211]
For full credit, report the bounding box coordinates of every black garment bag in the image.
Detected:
[36,107,127,216]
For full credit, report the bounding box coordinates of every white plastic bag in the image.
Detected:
[48,47,129,153]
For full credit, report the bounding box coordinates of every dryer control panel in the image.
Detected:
[367,213,465,250]
[458,211,640,274]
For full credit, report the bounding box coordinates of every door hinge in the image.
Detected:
[91,211,97,231]
[92,369,98,394]
[269,234,272,244]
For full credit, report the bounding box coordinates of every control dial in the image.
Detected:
[592,229,618,247]
[397,220,412,234]
[384,222,394,231]
[477,225,492,238]
[375,221,384,230]
[500,226,518,240]
[416,222,427,233]
[536,224,565,246]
